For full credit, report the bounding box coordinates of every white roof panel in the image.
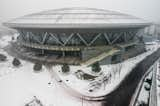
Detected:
[4,7,151,29]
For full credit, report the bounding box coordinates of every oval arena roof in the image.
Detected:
[4,7,151,29]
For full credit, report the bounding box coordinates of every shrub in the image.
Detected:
[138,101,148,106]
[33,63,42,72]
[144,83,150,91]
[91,62,101,73]
[0,54,7,61]
[145,78,152,85]
[12,58,21,67]
[12,36,15,40]
[61,64,70,73]
[75,70,97,80]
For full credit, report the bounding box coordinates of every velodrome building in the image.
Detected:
[4,7,151,66]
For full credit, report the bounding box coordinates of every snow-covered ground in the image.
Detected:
[49,41,160,100]
[135,71,152,105]
[0,61,102,106]
[0,35,102,106]
[51,48,157,100]
[0,34,160,105]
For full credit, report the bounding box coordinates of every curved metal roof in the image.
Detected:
[4,7,151,29]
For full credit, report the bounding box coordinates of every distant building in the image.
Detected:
[3,7,151,66]
[156,24,160,40]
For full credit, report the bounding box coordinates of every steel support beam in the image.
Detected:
[19,31,26,41]
[41,32,48,44]
[63,33,74,46]
[30,32,41,44]
[88,33,101,46]
[104,33,111,45]
[111,32,122,44]
[76,33,89,46]
[49,33,64,46]
[124,32,127,43]
[26,32,30,42]
[128,31,137,40]
[18,30,141,48]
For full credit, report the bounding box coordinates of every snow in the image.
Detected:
[145,40,160,51]
[157,60,160,106]
[132,47,160,106]
[135,72,152,105]
[0,34,160,105]
[0,35,102,106]
[51,44,159,100]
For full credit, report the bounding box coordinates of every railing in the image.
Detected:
[149,59,159,106]
[130,58,159,106]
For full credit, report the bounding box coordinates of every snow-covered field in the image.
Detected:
[0,35,102,106]
[0,61,102,106]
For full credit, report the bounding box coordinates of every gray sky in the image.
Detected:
[0,0,160,25]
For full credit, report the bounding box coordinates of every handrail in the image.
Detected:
[149,59,158,106]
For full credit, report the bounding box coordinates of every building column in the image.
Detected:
[62,51,65,57]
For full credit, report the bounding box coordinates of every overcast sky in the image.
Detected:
[0,0,160,25]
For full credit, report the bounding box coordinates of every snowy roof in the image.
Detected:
[4,7,151,29]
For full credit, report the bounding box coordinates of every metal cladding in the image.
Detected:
[3,7,151,29]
